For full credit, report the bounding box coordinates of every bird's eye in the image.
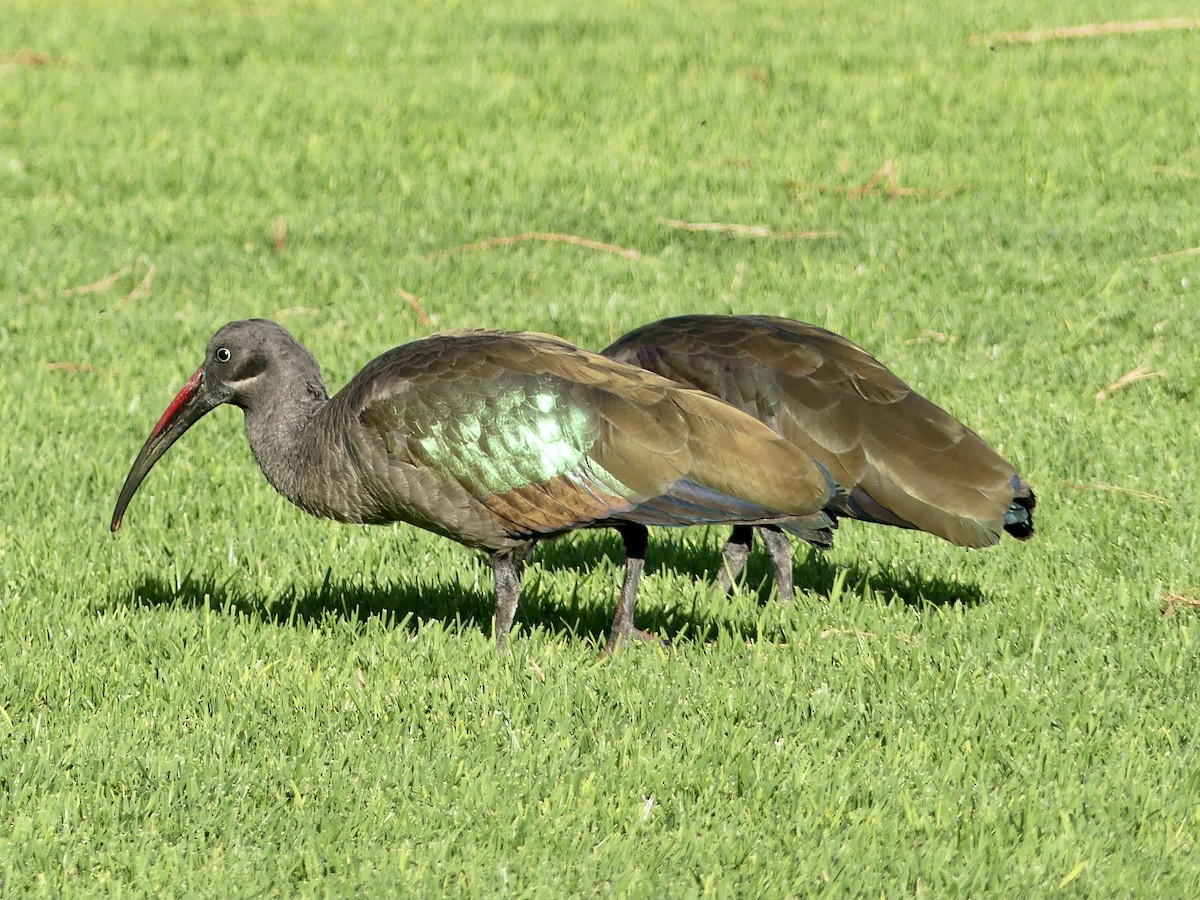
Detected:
[215,347,231,363]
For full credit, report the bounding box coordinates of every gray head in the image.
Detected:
[110,319,326,531]
[201,319,324,408]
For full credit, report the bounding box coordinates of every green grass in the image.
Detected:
[2,0,1200,894]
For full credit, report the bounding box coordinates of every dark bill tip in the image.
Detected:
[110,368,210,532]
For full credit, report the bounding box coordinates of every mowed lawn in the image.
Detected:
[2,0,1199,894]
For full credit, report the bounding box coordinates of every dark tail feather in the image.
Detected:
[781,509,838,549]
[1003,476,1036,540]
[781,461,847,549]
[828,485,918,531]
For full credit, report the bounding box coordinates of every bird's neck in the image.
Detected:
[241,377,358,521]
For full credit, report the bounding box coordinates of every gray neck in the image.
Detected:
[240,376,351,518]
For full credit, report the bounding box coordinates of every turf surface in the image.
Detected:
[2,0,1199,894]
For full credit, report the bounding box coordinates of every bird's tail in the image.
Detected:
[781,509,838,549]
[780,461,846,549]
[1003,476,1036,540]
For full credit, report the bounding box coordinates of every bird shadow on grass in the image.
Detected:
[118,569,502,635]
[111,529,987,648]
[536,528,988,603]
[114,565,621,646]
[532,528,989,618]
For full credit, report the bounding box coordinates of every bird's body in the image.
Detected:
[602,314,1035,598]
[112,320,837,650]
[286,328,834,547]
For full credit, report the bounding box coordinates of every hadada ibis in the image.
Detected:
[602,314,1035,599]
[111,319,841,651]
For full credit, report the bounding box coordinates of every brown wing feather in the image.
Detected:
[604,315,1029,547]
[513,333,833,518]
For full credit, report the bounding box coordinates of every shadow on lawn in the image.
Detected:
[533,528,989,611]
[114,528,987,646]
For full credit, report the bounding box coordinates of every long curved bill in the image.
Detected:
[111,367,218,532]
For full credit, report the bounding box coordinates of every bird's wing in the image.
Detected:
[604,315,1022,546]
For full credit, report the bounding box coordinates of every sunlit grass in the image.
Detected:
[2,0,1199,893]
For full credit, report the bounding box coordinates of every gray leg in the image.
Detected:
[758,526,795,602]
[512,539,537,579]
[491,551,522,650]
[717,525,754,594]
[603,524,661,655]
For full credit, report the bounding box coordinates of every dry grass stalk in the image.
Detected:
[729,260,747,294]
[527,658,546,683]
[1162,590,1200,619]
[972,19,1200,45]
[1094,364,1165,400]
[821,627,877,640]
[906,330,955,345]
[0,51,55,66]
[819,627,914,643]
[1067,483,1170,504]
[59,266,133,297]
[1148,165,1200,180]
[662,219,837,239]
[744,67,772,87]
[269,216,287,252]
[45,362,98,374]
[106,264,156,311]
[430,232,642,260]
[123,265,156,303]
[396,287,432,325]
[788,160,935,200]
[1141,245,1200,263]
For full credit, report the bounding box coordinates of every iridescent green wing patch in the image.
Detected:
[363,372,636,531]
[407,376,591,490]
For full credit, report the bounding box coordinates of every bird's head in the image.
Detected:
[110,319,320,532]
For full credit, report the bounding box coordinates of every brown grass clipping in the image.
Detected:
[1094,365,1166,400]
[1066,483,1170,505]
[820,627,915,644]
[430,232,641,260]
[110,264,156,310]
[396,287,432,325]
[1162,590,1200,619]
[56,262,156,310]
[0,51,57,67]
[972,19,1200,46]
[269,216,287,252]
[787,160,944,200]
[59,266,134,298]
[1141,245,1200,263]
[662,220,838,239]
[1147,165,1200,181]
